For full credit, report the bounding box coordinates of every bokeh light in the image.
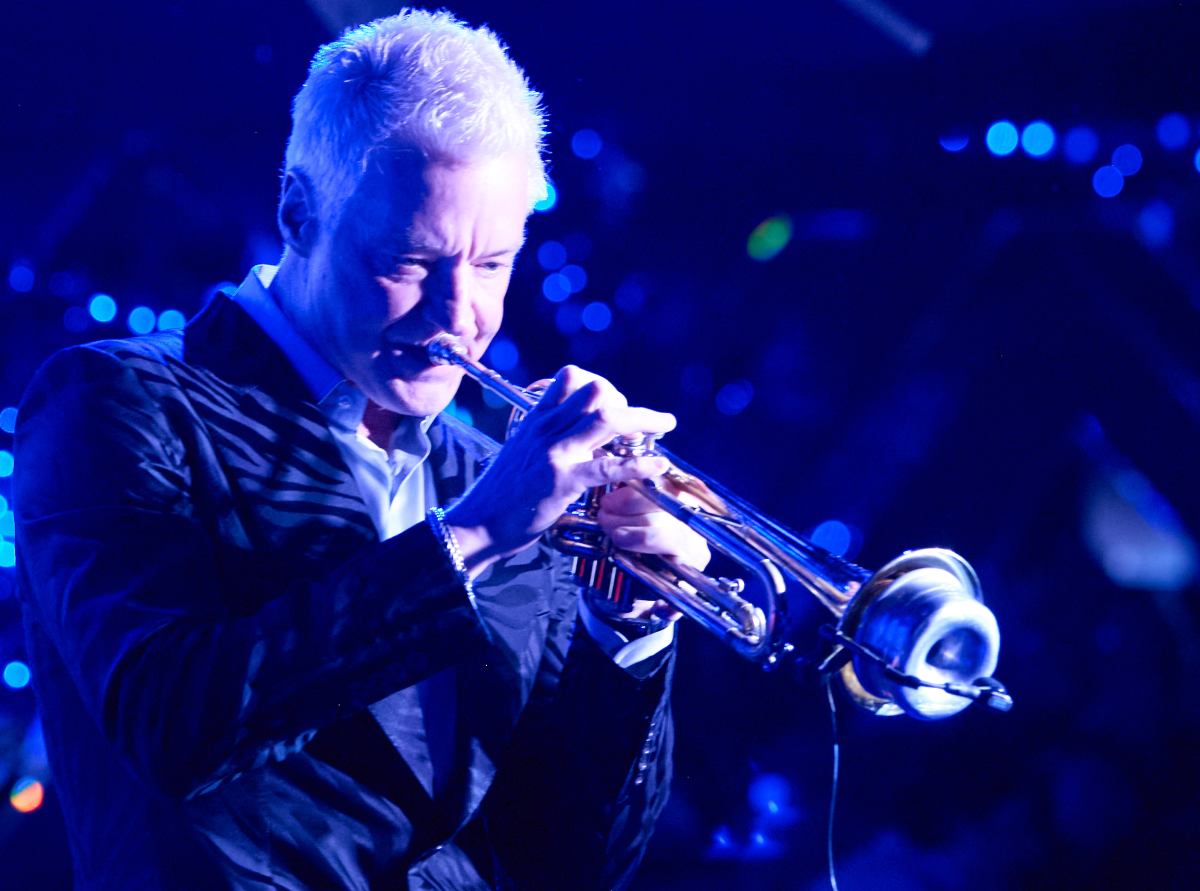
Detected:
[541,273,571,303]
[1192,147,1200,175]
[1092,166,1124,198]
[571,128,603,159]
[985,121,1019,156]
[559,264,588,294]
[938,131,969,152]
[715,380,754,416]
[7,262,34,293]
[157,309,187,331]
[0,512,13,538]
[614,278,647,313]
[537,240,567,270]
[63,306,89,333]
[747,215,793,262]
[0,450,13,477]
[0,542,14,569]
[580,301,612,332]
[533,180,557,213]
[1063,126,1100,164]
[748,773,791,815]
[88,293,117,323]
[1155,113,1190,150]
[3,662,30,689]
[1111,144,1143,176]
[811,519,853,557]
[9,778,43,814]
[486,337,519,371]
[1136,201,1174,248]
[554,303,583,335]
[1021,121,1056,157]
[127,306,156,335]
[0,406,16,434]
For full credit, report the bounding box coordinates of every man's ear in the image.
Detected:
[278,170,320,257]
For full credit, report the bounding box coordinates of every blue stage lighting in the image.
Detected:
[533,181,557,213]
[554,303,583,335]
[1092,166,1123,198]
[536,240,567,270]
[560,264,588,294]
[127,306,156,335]
[1136,201,1174,248]
[571,129,603,160]
[1063,127,1099,164]
[938,132,968,152]
[3,661,29,689]
[0,406,16,434]
[1156,113,1190,150]
[63,306,89,333]
[985,121,1019,156]
[811,519,853,557]
[715,381,754,416]
[88,293,117,323]
[0,512,12,538]
[1021,121,1056,157]
[0,542,13,569]
[1111,144,1143,176]
[581,302,612,332]
[614,278,647,313]
[748,773,791,815]
[7,262,34,293]
[486,337,519,372]
[0,494,8,515]
[0,450,13,478]
[541,273,571,303]
[1193,147,1200,175]
[157,309,187,331]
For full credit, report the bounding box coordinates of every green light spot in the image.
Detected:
[747,215,793,262]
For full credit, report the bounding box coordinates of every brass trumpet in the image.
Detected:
[429,334,1010,720]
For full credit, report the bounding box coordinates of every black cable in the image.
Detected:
[824,675,841,891]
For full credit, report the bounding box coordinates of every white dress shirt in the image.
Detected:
[231,265,673,669]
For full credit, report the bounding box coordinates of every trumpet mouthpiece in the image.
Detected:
[428,334,467,366]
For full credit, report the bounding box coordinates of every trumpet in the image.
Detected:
[429,334,1010,720]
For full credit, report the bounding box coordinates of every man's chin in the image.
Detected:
[376,379,460,418]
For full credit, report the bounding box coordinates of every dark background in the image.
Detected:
[2,1,1199,887]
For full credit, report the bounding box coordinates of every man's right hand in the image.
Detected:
[444,365,674,578]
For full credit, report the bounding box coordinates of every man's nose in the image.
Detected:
[428,266,476,338]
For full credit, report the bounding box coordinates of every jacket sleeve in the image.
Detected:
[14,345,491,799]
[479,555,674,891]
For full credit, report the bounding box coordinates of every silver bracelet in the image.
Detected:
[427,506,476,605]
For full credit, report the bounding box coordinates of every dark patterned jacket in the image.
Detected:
[14,292,673,890]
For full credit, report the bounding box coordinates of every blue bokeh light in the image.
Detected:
[0,542,14,569]
[0,406,17,434]
[63,306,89,333]
[0,450,13,478]
[554,303,583,335]
[536,240,567,270]
[0,512,12,537]
[541,273,571,303]
[715,380,754,416]
[985,121,1019,156]
[3,661,30,689]
[157,309,187,331]
[7,262,34,293]
[571,128,603,160]
[1092,166,1124,198]
[580,302,612,332]
[533,181,557,213]
[614,278,647,313]
[1136,201,1174,248]
[559,264,588,294]
[1193,147,1200,175]
[938,131,969,153]
[1063,126,1100,164]
[88,293,117,323]
[1156,113,1190,150]
[0,493,8,515]
[811,519,853,557]
[748,773,791,815]
[1021,121,1056,157]
[127,306,156,335]
[487,337,519,371]
[1111,144,1143,176]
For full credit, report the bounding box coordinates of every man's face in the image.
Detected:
[297,150,530,416]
